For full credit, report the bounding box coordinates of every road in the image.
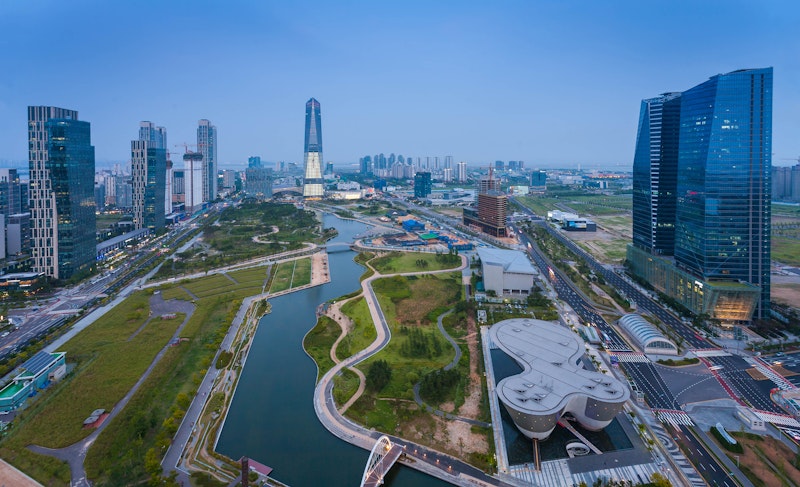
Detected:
[675,426,739,487]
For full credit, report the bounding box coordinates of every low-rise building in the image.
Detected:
[478,247,537,296]
[0,351,66,412]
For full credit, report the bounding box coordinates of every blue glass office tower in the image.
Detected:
[627,69,772,322]
[632,92,681,256]
[675,68,772,320]
[132,122,167,230]
[303,98,324,198]
[28,106,96,280]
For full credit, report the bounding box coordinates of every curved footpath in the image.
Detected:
[312,256,511,486]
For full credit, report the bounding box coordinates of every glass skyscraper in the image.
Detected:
[197,119,217,202]
[28,106,96,280]
[303,98,324,198]
[674,68,772,320]
[132,121,167,230]
[628,68,772,322]
[632,92,681,256]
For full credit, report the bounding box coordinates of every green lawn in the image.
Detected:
[228,266,269,288]
[332,368,361,406]
[292,258,312,287]
[773,237,800,266]
[160,285,191,301]
[338,297,378,358]
[0,293,187,486]
[370,252,461,274]
[303,316,340,381]
[269,261,295,293]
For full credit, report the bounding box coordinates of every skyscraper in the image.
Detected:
[183,152,205,212]
[414,172,432,198]
[28,106,96,279]
[303,98,324,198]
[627,68,772,322]
[456,161,467,183]
[132,121,167,230]
[197,119,217,202]
[631,93,681,256]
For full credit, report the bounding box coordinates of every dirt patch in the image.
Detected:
[0,459,41,487]
[440,402,455,413]
[457,313,482,420]
[723,433,800,487]
[772,284,800,307]
[395,277,458,324]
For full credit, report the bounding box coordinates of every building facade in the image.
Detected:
[28,106,96,280]
[632,93,681,256]
[131,121,167,230]
[303,98,324,198]
[183,152,205,212]
[197,119,217,202]
[245,167,273,200]
[628,68,772,322]
[456,161,467,183]
[414,172,431,198]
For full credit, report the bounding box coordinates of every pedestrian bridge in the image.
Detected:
[360,435,404,487]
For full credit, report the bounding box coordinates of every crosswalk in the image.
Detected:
[507,459,662,487]
[613,352,649,363]
[648,421,705,487]
[747,357,797,391]
[654,409,695,427]
[753,410,800,428]
[691,349,731,358]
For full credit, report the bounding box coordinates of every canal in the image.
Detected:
[217,214,453,486]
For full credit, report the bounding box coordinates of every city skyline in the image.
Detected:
[0,1,798,168]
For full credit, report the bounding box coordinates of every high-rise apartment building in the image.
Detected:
[303,98,324,198]
[414,172,432,198]
[627,68,772,322]
[183,152,205,212]
[456,161,467,183]
[631,93,681,256]
[773,164,800,202]
[0,169,23,217]
[28,106,96,279]
[132,121,167,230]
[197,119,217,202]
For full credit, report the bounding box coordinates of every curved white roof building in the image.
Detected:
[490,318,629,440]
[618,314,678,356]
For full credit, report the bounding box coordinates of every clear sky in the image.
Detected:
[0,0,798,170]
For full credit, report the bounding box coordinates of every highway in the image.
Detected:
[675,426,738,487]
[511,199,712,350]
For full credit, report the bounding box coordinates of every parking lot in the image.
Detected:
[763,351,800,387]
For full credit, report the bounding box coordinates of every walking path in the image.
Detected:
[313,255,511,486]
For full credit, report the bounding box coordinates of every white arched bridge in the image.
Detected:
[359,435,404,487]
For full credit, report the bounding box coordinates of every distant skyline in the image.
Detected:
[1,1,798,169]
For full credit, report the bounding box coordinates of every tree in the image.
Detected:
[650,472,672,487]
[366,359,392,392]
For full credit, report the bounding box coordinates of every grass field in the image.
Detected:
[227,266,269,288]
[292,258,312,287]
[303,315,340,381]
[161,285,192,301]
[0,293,186,485]
[269,261,296,293]
[338,297,378,359]
[773,237,800,266]
[350,273,461,404]
[370,252,461,274]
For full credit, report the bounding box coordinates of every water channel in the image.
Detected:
[217,214,453,487]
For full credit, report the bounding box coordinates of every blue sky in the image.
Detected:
[0,0,798,169]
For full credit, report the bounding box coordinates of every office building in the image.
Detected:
[183,152,205,212]
[6,213,30,255]
[165,159,173,215]
[172,170,185,205]
[131,121,167,230]
[490,319,629,440]
[530,170,547,193]
[197,119,217,201]
[465,172,507,237]
[0,169,23,217]
[627,68,772,322]
[245,166,273,200]
[28,106,96,279]
[456,161,467,183]
[248,156,262,168]
[631,93,681,256]
[414,172,432,198]
[303,98,324,198]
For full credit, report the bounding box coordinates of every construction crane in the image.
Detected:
[167,144,198,162]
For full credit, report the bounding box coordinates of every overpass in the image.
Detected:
[360,435,404,487]
[272,187,303,198]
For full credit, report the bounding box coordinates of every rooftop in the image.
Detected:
[477,248,537,275]
[18,351,64,378]
[490,319,629,416]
